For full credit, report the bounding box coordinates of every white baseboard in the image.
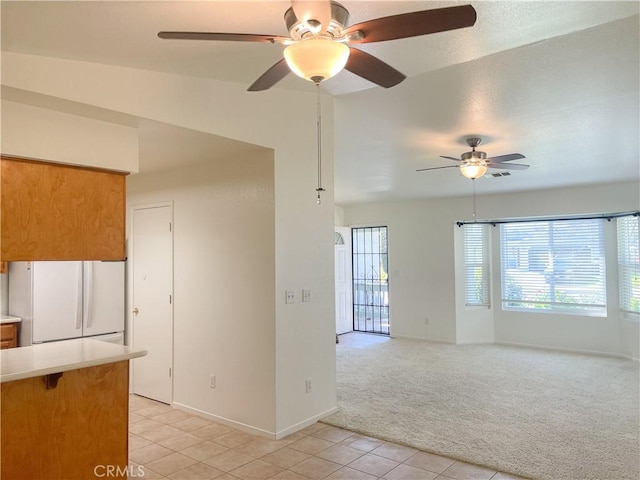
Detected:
[455,339,495,345]
[389,334,639,361]
[171,402,277,439]
[391,334,456,344]
[276,406,339,440]
[495,340,637,361]
[171,402,339,440]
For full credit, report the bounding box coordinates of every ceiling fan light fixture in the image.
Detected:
[284,3,350,40]
[460,148,488,179]
[284,37,349,83]
[460,162,488,180]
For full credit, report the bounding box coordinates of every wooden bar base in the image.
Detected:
[1,361,129,479]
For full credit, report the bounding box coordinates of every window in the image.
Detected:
[500,219,606,314]
[617,216,639,315]
[464,224,490,306]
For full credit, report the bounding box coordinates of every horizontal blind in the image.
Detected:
[500,219,606,313]
[464,224,489,306]
[617,216,639,314]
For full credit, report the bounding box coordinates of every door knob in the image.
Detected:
[133,307,139,315]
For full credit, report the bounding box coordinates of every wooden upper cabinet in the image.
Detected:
[1,156,127,261]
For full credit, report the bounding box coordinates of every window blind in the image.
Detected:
[500,219,606,314]
[464,224,490,306]
[617,216,639,314]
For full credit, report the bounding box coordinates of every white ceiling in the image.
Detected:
[2,1,639,204]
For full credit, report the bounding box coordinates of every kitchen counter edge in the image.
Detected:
[1,315,22,324]
[0,338,147,383]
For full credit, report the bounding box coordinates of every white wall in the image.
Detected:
[343,200,463,342]
[342,181,639,358]
[128,154,276,434]
[453,224,494,344]
[334,205,345,227]
[620,315,640,361]
[1,100,138,172]
[3,52,337,436]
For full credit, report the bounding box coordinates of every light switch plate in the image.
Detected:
[302,289,311,302]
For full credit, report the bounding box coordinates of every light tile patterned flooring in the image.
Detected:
[129,395,527,480]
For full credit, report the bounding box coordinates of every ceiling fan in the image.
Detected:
[417,137,529,180]
[158,1,477,91]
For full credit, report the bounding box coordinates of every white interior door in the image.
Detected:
[335,227,353,335]
[131,205,173,404]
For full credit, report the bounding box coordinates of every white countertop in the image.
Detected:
[1,338,146,383]
[1,315,21,324]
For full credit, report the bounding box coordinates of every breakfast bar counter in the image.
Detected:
[1,339,147,479]
[0,337,146,382]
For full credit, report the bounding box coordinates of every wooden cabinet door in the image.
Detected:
[1,156,127,261]
[0,324,18,349]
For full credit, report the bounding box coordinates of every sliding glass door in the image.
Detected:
[352,226,389,335]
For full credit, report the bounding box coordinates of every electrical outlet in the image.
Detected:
[305,379,312,393]
[210,374,216,389]
[285,290,295,304]
[302,289,311,302]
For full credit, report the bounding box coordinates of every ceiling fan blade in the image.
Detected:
[487,162,529,170]
[440,155,462,162]
[416,165,460,172]
[247,59,291,91]
[345,4,476,44]
[485,153,526,163]
[291,0,332,33]
[158,32,288,43]
[344,48,406,88]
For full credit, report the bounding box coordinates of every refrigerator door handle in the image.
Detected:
[75,263,83,330]
[84,262,94,328]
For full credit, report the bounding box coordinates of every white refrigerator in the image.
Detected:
[8,261,125,346]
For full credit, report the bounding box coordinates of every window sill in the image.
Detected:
[502,306,607,318]
[621,311,640,322]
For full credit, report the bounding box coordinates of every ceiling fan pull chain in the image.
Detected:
[472,178,477,222]
[315,81,325,204]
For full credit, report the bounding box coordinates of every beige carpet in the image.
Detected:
[322,333,640,480]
